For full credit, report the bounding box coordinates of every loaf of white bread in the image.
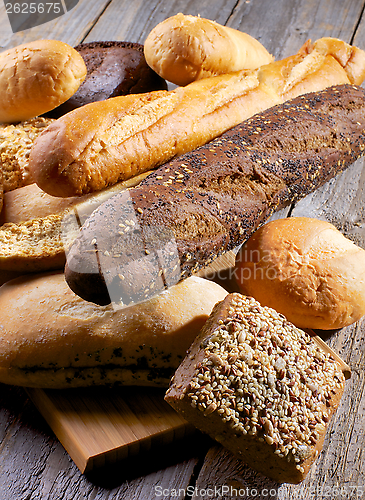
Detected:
[0,40,87,123]
[0,272,227,388]
[28,37,365,197]
[144,13,274,85]
[234,217,365,330]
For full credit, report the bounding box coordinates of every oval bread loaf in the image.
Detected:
[234,217,365,329]
[0,272,228,388]
[47,40,168,118]
[0,40,87,123]
[144,13,273,85]
[0,171,152,275]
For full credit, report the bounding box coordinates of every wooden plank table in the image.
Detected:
[0,0,364,498]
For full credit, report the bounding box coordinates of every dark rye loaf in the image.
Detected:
[46,41,167,118]
[65,84,365,306]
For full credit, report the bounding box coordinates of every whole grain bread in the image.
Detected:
[165,293,346,483]
[0,172,151,274]
[0,117,54,192]
[64,84,365,305]
[46,41,168,118]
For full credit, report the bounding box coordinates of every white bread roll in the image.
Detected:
[0,272,228,388]
[0,40,87,123]
[0,183,84,224]
[144,13,273,85]
[234,217,365,330]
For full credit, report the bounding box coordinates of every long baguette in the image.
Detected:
[64,84,365,306]
[28,37,365,197]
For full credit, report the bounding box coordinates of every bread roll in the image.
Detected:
[165,293,346,483]
[47,40,168,118]
[28,37,365,197]
[0,166,3,214]
[0,170,152,225]
[144,13,273,85]
[0,272,227,388]
[64,85,365,306]
[234,217,365,329]
[0,183,83,225]
[0,40,87,123]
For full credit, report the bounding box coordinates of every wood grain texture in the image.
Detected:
[0,0,112,50]
[26,386,195,473]
[83,0,241,43]
[290,158,365,248]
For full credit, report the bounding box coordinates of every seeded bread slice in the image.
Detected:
[165,293,346,484]
[0,117,54,192]
[0,171,151,274]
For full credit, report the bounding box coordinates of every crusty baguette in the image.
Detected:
[64,84,365,305]
[0,272,227,388]
[0,40,86,123]
[0,171,151,273]
[144,13,274,85]
[28,37,365,197]
[165,293,346,483]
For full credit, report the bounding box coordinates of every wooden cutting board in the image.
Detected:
[26,250,351,473]
[26,386,196,473]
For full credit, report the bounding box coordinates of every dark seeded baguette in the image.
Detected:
[65,84,365,305]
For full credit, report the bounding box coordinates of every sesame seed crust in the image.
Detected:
[0,117,54,192]
[65,85,365,305]
[165,293,346,484]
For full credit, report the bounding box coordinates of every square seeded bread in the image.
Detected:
[165,293,346,484]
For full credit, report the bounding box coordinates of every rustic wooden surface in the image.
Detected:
[0,0,365,499]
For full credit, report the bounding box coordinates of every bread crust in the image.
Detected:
[0,40,87,123]
[28,38,365,197]
[0,117,55,192]
[46,40,168,118]
[165,294,346,483]
[0,272,227,388]
[144,13,274,85]
[0,171,151,273]
[234,217,365,329]
[64,84,365,305]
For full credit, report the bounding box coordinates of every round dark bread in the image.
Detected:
[46,41,168,118]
